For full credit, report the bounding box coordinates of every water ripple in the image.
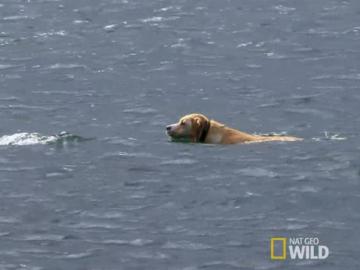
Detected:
[161,158,198,165]
[162,240,212,250]
[100,238,154,246]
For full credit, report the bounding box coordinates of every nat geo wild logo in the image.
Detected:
[270,237,329,260]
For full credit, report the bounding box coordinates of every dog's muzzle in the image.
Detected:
[166,124,175,136]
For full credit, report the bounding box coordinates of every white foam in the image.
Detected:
[0,133,57,146]
[312,131,347,141]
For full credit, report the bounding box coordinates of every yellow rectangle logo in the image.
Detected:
[270,237,287,260]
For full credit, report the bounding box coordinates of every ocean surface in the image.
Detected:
[0,0,360,269]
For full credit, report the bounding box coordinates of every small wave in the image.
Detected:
[103,24,118,32]
[312,131,347,141]
[33,30,67,39]
[235,167,278,178]
[21,234,65,241]
[101,238,154,246]
[123,107,157,114]
[141,16,164,23]
[161,158,198,165]
[140,16,179,24]
[162,240,212,250]
[0,64,21,70]
[3,15,30,21]
[48,63,86,70]
[54,251,95,259]
[273,5,296,15]
[0,131,89,146]
[65,222,120,230]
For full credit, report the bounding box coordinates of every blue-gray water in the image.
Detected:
[1,0,360,269]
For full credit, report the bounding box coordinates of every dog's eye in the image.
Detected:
[180,121,185,125]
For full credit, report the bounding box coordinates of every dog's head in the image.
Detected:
[166,113,210,143]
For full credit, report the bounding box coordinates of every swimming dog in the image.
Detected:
[166,113,302,144]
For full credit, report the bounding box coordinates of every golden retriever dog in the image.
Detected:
[166,113,302,144]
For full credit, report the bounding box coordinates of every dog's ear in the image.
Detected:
[192,116,205,142]
[194,117,202,128]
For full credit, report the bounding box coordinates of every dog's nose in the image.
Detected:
[166,125,172,131]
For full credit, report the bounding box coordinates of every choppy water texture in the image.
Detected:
[1,0,360,269]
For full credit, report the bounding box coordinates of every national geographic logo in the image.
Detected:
[270,238,287,260]
[270,237,329,260]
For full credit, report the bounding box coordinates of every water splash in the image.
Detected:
[0,131,89,146]
[312,131,347,141]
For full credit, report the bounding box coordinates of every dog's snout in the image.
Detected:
[166,125,172,131]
